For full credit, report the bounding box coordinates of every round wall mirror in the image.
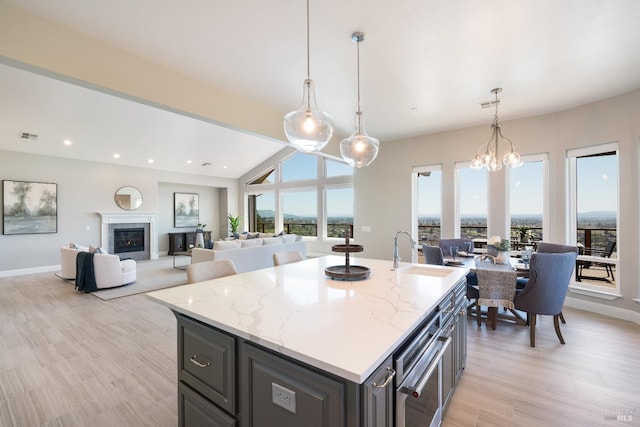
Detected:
[114,186,143,210]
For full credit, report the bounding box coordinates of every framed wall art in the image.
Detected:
[3,179,58,235]
[174,192,199,227]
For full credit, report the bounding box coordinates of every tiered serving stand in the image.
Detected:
[324,230,370,281]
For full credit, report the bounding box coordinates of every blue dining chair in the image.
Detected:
[435,240,479,309]
[518,242,579,324]
[513,251,577,347]
[422,244,444,265]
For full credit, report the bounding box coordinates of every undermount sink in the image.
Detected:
[399,265,456,278]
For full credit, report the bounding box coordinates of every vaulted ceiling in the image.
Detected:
[1,0,639,178]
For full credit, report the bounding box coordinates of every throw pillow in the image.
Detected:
[282,234,297,244]
[71,243,89,251]
[262,237,283,245]
[240,238,263,248]
[213,240,242,251]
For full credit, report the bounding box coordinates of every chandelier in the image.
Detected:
[283,0,334,153]
[470,88,522,171]
[340,31,379,168]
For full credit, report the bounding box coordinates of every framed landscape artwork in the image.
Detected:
[3,179,58,235]
[174,192,199,227]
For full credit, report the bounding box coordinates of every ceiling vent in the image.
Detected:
[19,132,38,141]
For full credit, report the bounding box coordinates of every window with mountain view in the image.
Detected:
[456,163,488,240]
[414,165,442,245]
[326,187,353,239]
[568,144,618,289]
[245,154,352,239]
[248,192,275,233]
[509,155,547,243]
[282,190,318,236]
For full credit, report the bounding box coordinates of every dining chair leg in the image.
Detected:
[559,311,566,324]
[476,303,482,327]
[553,314,565,344]
[529,314,536,347]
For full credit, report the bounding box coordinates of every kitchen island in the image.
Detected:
[147,255,468,426]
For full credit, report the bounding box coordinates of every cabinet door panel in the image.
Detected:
[178,314,236,415]
[179,382,236,427]
[362,356,393,427]
[241,342,345,427]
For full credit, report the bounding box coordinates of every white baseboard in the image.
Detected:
[0,264,61,278]
[565,296,640,325]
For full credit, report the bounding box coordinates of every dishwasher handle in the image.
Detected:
[399,337,452,398]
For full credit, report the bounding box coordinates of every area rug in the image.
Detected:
[91,257,188,300]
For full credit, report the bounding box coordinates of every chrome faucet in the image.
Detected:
[393,230,416,269]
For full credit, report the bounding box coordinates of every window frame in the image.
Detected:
[455,160,489,240]
[567,142,620,293]
[506,153,549,244]
[243,153,353,241]
[412,164,443,249]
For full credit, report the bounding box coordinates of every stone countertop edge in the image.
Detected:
[146,256,468,384]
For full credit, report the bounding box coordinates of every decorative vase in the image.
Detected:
[520,235,530,243]
[496,251,510,265]
[195,232,204,248]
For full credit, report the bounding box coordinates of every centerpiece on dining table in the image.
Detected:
[486,235,511,265]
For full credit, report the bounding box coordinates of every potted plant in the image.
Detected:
[487,235,511,264]
[228,214,240,238]
[517,226,534,243]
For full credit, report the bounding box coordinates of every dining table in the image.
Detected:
[444,252,528,329]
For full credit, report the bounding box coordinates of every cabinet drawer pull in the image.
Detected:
[190,355,211,368]
[373,367,396,388]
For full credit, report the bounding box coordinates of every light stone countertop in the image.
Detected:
[146,255,468,383]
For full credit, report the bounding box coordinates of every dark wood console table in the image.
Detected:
[168,231,211,255]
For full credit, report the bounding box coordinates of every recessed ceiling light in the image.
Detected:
[113,153,120,159]
[186,160,192,164]
[63,139,72,146]
[148,158,154,164]
[223,165,228,169]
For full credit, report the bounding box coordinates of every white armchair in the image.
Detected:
[60,246,136,289]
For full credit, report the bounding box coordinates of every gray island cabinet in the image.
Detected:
[147,256,468,426]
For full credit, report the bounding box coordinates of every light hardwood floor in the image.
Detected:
[1,268,638,426]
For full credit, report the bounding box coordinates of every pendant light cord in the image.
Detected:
[306,0,310,80]
[356,38,361,114]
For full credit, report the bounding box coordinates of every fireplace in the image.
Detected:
[98,212,158,260]
[113,227,145,254]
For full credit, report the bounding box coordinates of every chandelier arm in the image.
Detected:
[497,127,516,150]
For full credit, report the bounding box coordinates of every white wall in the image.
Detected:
[0,150,236,273]
[354,89,640,314]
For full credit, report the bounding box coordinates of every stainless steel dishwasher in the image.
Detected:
[394,308,451,427]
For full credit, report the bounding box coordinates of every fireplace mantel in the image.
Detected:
[97,212,159,259]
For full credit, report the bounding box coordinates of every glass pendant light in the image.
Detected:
[470,88,522,171]
[283,0,334,153]
[340,31,379,168]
